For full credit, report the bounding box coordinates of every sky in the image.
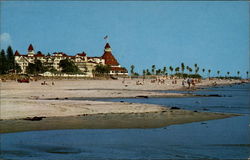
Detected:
[0,1,249,77]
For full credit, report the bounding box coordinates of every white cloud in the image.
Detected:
[0,33,12,49]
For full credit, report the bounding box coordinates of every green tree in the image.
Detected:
[194,63,198,69]
[26,59,45,74]
[202,68,205,73]
[181,62,185,74]
[195,67,199,74]
[208,69,211,78]
[156,69,162,75]
[175,67,180,74]
[7,46,14,71]
[94,64,110,75]
[26,63,36,74]
[202,68,205,78]
[163,66,167,75]
[49,67,58,74]
[227,72,230,77]
[247,71,249,78]
[152,65,156,75]
[217,70,220,77]
[188,67,193,74]
[143,70,146,76]
[146,69,151,75]
[134,72,140,76]
[237,71,240,77]
[35,59,44,73]
[15,63,22,73]
[59,59,80,74]
[0,49,7,74]
[169,66,173,75]
[130,65,135,75]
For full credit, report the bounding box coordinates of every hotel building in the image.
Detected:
[14,43,128,77]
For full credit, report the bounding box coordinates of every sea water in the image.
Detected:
[1,83,249,160]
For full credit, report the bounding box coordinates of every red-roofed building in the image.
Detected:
[27,44,35,56]
[14,42,127,76]
[101,43,127,75]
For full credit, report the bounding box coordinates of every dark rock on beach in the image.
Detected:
[170,107,180,110]
[136,96,148,98]
[23,116,46,121]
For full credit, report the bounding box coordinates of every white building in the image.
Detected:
[14,43,128,77]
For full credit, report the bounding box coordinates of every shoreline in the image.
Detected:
[0,79,247,133]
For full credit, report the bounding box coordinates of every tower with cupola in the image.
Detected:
[27,44,35,56]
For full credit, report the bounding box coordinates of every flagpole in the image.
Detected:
[104,35,108,43]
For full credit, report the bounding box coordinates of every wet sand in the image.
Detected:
[0,110,238,133]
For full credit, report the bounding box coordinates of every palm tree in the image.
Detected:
[181,62,185,74]
[194,64,198,70]
[237,71,240,77]
[202,68,205,77]
[208,69,211,78]
[130,65,135,75]
[175,67,180,74]
[227,72,230,77]
[143,70,146,76]
[217,70,220,77]
[195,67,199,74]
[156,69,162,75]
[163,66,167,75]
[202,68,205,73]
[188,68,192,74]
[152,65,156,75]
[169,66,173,75]
[247,71,249,79]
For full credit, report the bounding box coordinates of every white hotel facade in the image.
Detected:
[14,43,128,77]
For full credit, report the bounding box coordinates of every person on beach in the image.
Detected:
[187,78,191,88]
[191,79,196,87]
[182,79,185,87]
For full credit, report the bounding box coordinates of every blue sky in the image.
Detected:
[0,1,249,77]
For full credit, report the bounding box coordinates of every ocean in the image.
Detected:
[1,83,249,160]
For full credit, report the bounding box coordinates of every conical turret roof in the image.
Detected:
[28,44,34,51]
[14,50,20,56]
[102,43,119,66]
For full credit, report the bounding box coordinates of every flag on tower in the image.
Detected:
[104,35,108,39]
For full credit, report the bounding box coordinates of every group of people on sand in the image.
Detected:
[122,77,203,88]
[151,78,165,84]
[182,78,201,88]
[41,80,55,86]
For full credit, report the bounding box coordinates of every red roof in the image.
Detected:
[110,67,128,72]
[102,52,119,66]
[14,50,20,56]
[28,44,34,51]
[87,56,101,59]
[102,43,119,66]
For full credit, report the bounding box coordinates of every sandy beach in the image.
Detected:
[0,78,243,133]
